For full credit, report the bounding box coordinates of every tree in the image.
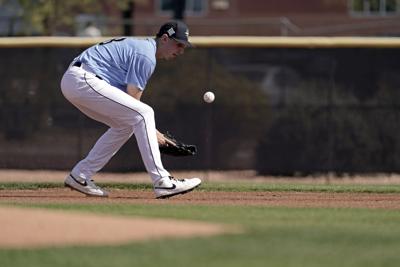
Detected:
[5,0,140,35]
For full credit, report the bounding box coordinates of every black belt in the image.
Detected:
[72,61,82,67]
[73,61,103,80]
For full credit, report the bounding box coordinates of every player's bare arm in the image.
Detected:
[126,84,142,100]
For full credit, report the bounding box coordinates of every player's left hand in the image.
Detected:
[156,130,168,146]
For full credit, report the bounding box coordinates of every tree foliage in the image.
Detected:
[1,0,137,35]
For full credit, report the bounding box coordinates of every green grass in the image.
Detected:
[2,181,400,193]
[1,182,400,267]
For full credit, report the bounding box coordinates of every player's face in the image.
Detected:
[163,38,186,60]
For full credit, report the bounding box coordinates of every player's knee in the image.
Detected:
[122,105,154,129]
[140,104,154,119]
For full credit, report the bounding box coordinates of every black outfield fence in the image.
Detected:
[0,37,399,175]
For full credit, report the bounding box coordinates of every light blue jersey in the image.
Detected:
[75,38,157,91]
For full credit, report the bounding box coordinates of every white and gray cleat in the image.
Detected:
[64,174,109,197]
[154,176,201,199]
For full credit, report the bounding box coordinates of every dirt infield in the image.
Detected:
[0,171,240,249]
[0,206,236,249]
[1,169,400,209]
[2,189,399,249]
[1,170,400,249]
[1,187,399,249]
[1,188,400,209]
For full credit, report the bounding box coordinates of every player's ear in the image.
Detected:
[160,34,169,43]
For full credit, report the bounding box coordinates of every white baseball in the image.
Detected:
[203,91,215,103]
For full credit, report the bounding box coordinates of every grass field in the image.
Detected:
[1,181,400,267]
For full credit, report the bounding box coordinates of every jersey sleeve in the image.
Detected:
[125,54,155,91]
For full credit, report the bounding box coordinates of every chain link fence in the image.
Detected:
[0,41,399,175]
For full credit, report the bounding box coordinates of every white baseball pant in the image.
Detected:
[60,63,171,183]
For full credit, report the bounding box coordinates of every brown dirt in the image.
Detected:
[1,188,400,209]
[1,170,400,249]
[0,205,238,249]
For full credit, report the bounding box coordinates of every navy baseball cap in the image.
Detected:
[156,20,192,47]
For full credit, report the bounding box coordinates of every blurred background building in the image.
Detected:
[134,0,400,36]
[1,0,399,36]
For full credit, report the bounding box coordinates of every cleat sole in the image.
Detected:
[156,183,201,199]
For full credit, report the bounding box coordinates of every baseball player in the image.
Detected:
[61,21,201,198]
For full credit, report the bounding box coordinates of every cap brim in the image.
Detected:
[173,38,193,48]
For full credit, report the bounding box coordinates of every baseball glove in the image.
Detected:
[159,132,197,156]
